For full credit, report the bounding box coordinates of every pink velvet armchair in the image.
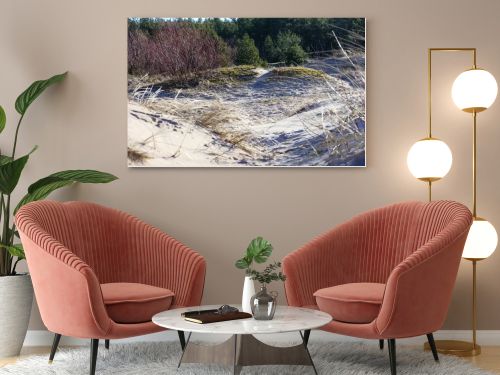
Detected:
[16,200,206,375]
[283,200,472,375]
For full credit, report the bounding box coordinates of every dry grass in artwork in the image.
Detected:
[127,147,150,164]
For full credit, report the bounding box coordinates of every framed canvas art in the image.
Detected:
[128,18,365,167]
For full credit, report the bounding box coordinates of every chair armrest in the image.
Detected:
[126,219,206,307]
[375,227,470,338]
[283,220,358,307]
[18,230,111,339]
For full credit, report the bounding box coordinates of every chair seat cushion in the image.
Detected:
[313,283,385,324]
[101,283,174,324]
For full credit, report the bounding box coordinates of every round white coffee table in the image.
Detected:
[153,305,331,374]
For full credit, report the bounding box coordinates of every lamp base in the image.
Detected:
[424,340,481,357]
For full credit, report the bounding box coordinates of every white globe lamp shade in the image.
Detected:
[407,138,453,181]
[462,218,498,259]
[452,69,498,113]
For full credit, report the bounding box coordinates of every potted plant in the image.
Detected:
[235,237,273,313]
[235,237,286,318]
[0,72,117,358]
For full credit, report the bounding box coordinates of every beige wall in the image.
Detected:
[2,0,500,331]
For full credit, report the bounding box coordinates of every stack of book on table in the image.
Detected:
[182,307,252,324]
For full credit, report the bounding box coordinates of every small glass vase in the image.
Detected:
[250,285,278,320]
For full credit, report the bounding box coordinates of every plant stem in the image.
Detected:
[11,114,24,159]
[1,113,24,276]
[0,251,4,277]
[2,194,11,274]
[10,223,16,243]
[9,221,18,272]
[0,194,4,275]
[11,258,21,275]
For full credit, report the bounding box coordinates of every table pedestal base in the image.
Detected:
[178,332,317,374]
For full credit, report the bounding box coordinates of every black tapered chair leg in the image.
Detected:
[105,339,110,350]
[426,333,439,362]
[90,339,99,375]
[388,339,396,375]
[177,330,186,350]
[48,333,62,363]
[379,339,384,350]
[303,329,311,347]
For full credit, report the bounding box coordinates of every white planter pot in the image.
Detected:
[241,276,255,313]
[0,274,33,358]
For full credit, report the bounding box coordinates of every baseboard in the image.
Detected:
[23,329,500,347]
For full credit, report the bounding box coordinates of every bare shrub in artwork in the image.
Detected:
[128,24,230,76]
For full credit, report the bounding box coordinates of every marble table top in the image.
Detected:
[152,305,332,335]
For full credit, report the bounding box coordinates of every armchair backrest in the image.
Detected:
[16,200,132,283]
[283,200,472,308]
[342,201,422,284]
[344,201,471,283]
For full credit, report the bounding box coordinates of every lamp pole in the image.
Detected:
[469,108,479,352]
[423,47,484,357]
[424,48,476,202]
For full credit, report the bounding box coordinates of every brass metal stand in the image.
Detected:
[416,48,476,200]
[423,47,482,357]
[424,258,482,356]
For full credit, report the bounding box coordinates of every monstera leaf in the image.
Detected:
[235,258,251,269]
[15,72,67,115]
[235,236,274,269]
[246,236,273,263]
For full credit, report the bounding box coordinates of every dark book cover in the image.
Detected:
[183,311,252,324]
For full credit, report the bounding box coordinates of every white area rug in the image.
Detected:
[0,341,494,374]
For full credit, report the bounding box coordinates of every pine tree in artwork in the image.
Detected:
[235,34,261,65]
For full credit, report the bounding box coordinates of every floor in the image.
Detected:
[0,346,52,367]
[466,347,500,373]
[1,345,500,373]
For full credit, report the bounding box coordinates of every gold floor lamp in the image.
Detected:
[407,48,498,356]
